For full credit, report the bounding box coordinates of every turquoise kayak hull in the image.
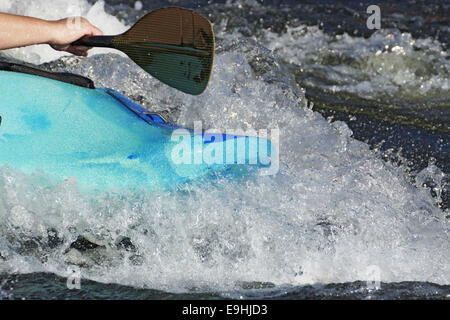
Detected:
[0,70,271,191]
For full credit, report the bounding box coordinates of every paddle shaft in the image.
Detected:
[72,35,115,48]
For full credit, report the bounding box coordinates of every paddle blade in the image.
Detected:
[113,7,215,95]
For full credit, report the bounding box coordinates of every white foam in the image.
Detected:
[0,1,448,292]
[252,25,450,100]
[1,41,449,291]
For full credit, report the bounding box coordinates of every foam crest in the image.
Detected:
[1,41,448,291]
[256,26,450,100]
[0,1,448,292]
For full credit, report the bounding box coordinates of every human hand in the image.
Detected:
[49,17,103,56]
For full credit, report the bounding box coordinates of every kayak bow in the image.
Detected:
[0,67,272,191]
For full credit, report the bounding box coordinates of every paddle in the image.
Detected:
[72,7,215,95]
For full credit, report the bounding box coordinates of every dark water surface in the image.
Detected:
[1,272,449,299]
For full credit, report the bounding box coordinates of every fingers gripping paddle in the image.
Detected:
[72,7,215,95]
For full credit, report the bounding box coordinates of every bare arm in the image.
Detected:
[0,13,103,56]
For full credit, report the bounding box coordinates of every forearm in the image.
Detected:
[0,12,102,56]
[0,13,58,49]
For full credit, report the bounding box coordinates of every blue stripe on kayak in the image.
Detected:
[101,88,255,144]
[97,88,264,149]
[99,88,177,129]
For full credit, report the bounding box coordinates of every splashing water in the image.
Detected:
[0,0,449,294]
[219,25,450,102]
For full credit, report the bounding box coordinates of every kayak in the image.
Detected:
[0,63,272,191]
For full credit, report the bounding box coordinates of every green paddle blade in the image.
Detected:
[113,7,215,95]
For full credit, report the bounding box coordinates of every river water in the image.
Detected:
[0,0,449,299]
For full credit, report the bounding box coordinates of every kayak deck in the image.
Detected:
[0,69,272,191]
